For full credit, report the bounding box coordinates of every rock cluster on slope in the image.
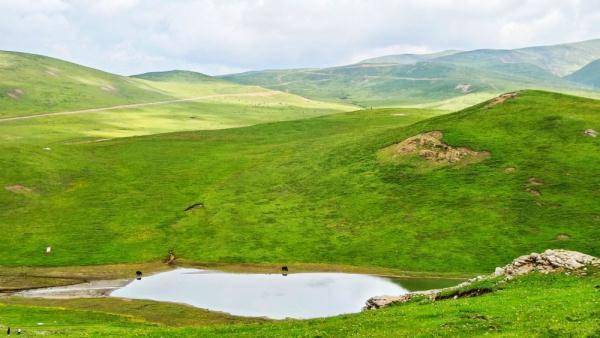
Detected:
[364,249,598,310]
[492,249,598,277]
[382,131,489,164]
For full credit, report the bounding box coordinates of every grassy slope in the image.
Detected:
[359,50,461,64]
[222,40,600,108]
[0,52,354,141]
[220,62,526,107]
[1,90,598,273]
[436,38,600,77]
[0,51,168,118]
[0,51,353,120]
[0,271,597,336]
[566,59,600,88]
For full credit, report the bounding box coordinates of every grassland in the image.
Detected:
[222,39,600,108]
[0,270,597,336]
[1,90,598,274]
[0,51,353,121]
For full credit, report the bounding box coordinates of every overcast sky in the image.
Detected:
[1,0,599,75]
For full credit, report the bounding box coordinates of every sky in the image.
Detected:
[1,0,599,75]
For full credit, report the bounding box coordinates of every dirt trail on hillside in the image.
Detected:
[0,91,277,123]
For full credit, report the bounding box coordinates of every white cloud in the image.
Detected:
[0,0,598,75]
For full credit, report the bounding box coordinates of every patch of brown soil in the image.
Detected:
[6,88,24,100]
[555,233,570,241]
[381,131,490,165]
[527,177,544,186]
[486,92,518,107]
[525,177,543,196]
[100,84,117,92]
[504,167,516,173]
[5,184,33,195]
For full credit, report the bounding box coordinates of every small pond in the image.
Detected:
[110,268,459,319]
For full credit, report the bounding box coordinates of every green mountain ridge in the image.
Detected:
[0,51,352,120]
[221,39,600,108]
[566,58,600,88]
[0,51,170,118]
[359,49,462,64]
[131,69,216,82]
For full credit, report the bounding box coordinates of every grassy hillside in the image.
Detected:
[221,61,560,107]
[359,50,461,64]
[0,51,353,119]
[1,90,598,273]
[436,38,600,76]
[222,40,600,107]
[0,51,170,118]
[566,59,600,88]
[0,270,597,336]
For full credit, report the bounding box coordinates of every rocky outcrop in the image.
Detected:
[364,249,598,310]
[380,131,490,165]
[486,92,518,107]
[492,249,598,277]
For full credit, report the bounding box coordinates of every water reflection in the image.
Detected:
[111,268,458,319]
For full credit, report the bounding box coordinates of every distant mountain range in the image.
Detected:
[221,39,600,107]
[566,59,600,88]
[2,39,599,114]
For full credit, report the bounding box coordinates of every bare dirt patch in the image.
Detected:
[5,184,34,195]
[504,167,516,173]
[6,88,24,100]
[379,131,490,166]
[525,177,543,196]
[555,233,570,241]
[486,92,518,108]
[527,177,544,186]
[100,84,117,93]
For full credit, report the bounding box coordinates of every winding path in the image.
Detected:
[0,92,275,123]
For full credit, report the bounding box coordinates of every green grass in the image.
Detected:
[222,39,600,108]
[0,100,351,142]
[0,90,598,273]
[0,51,353,119]
[0,271,597,336]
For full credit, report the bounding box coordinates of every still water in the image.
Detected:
[111,268,458,319]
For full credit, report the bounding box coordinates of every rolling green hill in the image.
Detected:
[359,49,461,65]
[434,38,600,76]
[0,51,170,118]
[222,39,600,108]
[132,69,215,82]
[1,90,598,273]
[0,51,354,120]
[566,59,600,88]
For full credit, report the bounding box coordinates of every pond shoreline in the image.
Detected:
[1,261,474,295]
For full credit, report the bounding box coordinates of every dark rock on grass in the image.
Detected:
[184,203,204,211]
